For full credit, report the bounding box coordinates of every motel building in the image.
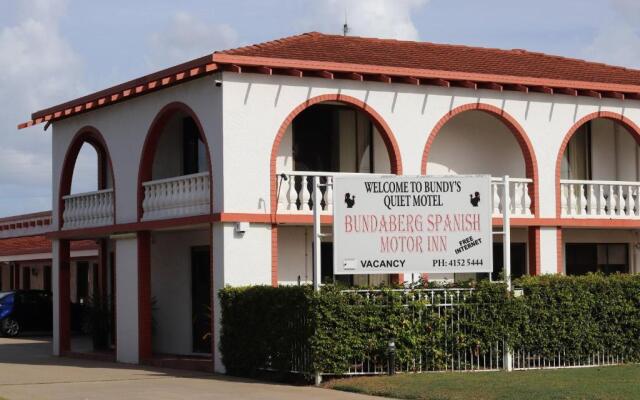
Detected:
[8,32,640,371]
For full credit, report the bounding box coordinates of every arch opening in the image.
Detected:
[272,95,403,288]
[421,104,540,280]
[138,103,213,221]
[557,114,640,276]
[59,127,115,230]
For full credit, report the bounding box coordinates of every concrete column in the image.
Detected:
[137,231,152,362]
[114,233,140,364]
[539,227,560,274]
[52,239,70,356]
[527,226,540,275]
[212,223,225,373]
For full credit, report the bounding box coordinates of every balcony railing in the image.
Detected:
[560,179,640,218]
[62,189,114,229]
[491,177,533,218]
[142,172,210,221]
[277,172,534,217]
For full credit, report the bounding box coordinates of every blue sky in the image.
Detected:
[1,0,640,217]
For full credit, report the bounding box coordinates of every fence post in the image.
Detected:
[502,175,514,372]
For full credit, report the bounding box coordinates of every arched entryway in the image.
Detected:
[56,126,115,356]
[270,94,403,287]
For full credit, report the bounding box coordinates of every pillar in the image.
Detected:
[527,226,541,275]
[539,227,561,274]
[113,233,142,364]
[52,239,70,355]
[137,231,152,362]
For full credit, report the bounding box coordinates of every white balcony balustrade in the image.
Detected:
[277,172,335,214]
[560,180,640,218]
[142,172,211,221]
[277,172,534,217]
[62,189,114,229]
[491,177,534,218]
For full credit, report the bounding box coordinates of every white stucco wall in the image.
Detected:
[220,72,640,218]
[150,229,209,355]
[427,111,526,177]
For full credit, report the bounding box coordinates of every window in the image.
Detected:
[565,243,629,275]
[561,122,592,180]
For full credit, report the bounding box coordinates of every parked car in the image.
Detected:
[0,290,53,337]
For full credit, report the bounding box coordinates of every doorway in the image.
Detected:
[21,267,31,290]
[191,246,211,353]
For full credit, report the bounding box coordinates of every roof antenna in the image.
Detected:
[343,8,350,36]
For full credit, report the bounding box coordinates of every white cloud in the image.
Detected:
[0,0,85,216]
[302,0,428,40]
[146,12,239,69]
[582,0,640,69]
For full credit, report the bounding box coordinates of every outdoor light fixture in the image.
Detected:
[387,339,396,375]
[214,79,222,87]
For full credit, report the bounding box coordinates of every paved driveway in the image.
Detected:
[0,337,382,400]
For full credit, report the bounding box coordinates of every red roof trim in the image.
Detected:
[212,53,640,94]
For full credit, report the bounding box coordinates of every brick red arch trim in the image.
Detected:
[136,102,214,221]
[269,94,404,285]
[554,111,640,218]
[58,126,116,230]
[421,102,540,215]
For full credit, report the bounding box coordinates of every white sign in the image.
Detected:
[333,175,493,274]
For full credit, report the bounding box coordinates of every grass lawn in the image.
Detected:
[326,365,640,400]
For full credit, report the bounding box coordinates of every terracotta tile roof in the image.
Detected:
[220,32,640,87]
[19,32,640,129]
[0,236,97,257]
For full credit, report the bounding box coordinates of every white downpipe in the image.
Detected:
[312,176,322,293]
[502,175,513,372]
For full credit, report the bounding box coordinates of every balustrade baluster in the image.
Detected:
[578,183,587,216]
[492,182,500,215]
[608,185,616,216]
[561,184,568,216]
[626,185,635,217]
[618,185,625,216]
[300,175,311,211]
[569,184,577,216]
[523,182,532,215]
[324,176,334,213]
[513,182,523,216]
[597,184,606,216]
[286,175,297,211]
[587,184,596,216]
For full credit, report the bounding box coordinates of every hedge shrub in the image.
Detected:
[218,274,640,377]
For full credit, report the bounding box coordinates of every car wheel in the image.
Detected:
[2,318,21,337]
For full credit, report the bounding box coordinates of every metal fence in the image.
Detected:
[326,288,626,375]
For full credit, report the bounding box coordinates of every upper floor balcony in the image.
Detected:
[276,172,533,218]
[140,105,211,222]
[559,116,640,220]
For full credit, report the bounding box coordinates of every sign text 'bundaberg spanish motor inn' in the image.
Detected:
[333,175,493,275]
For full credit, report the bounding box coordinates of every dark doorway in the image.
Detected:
[492,242,527,281]
[191,246,211,353]
[319,242,353,286]
[76,262,89,304]
[21,267,31,290]
[43,266,52,292]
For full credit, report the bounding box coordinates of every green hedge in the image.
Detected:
[218,274,640,377]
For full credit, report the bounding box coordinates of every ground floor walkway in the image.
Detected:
[0,337,379,400]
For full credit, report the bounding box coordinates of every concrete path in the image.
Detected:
[0,337,382,400]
